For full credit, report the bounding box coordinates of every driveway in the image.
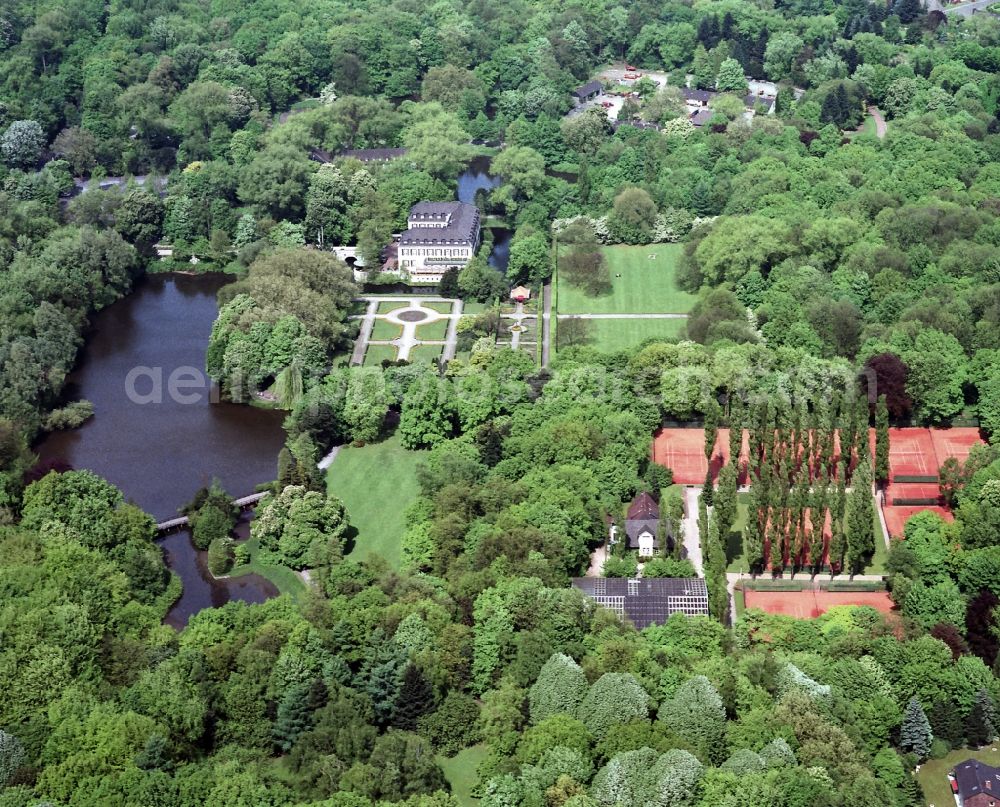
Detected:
[682,487,704,576]
[869,106,887,139]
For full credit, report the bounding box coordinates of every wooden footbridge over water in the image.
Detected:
[155,491,269,533]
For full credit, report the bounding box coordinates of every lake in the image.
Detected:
[35,273,287,625]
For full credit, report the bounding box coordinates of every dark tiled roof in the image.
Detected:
[744,94,774,111]
[954,759,1000,801]
[400,201,480,246]
[627,492,659,521]
[572,80,603,98]
[571,577,709,627]
[683,88,717,104]
[625,492,661,548]
[690,108,714,127]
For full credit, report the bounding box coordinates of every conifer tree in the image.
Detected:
[274,683,314,752]
[0,730,24,789]
[392,664,435,730]
[715,461,739,540]
[828,477,847,572]
[744,507,764,572]
[835,84,851,126]
[845,454,876,574]
[928,699,965,749]
[901,697,933,759]
[966,690,998,747]
[768,518,783,572]
[705,398,720,461]
[874,395,890,486]
[728,397,743,465]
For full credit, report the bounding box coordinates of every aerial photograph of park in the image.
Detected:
[4,0,1000,804]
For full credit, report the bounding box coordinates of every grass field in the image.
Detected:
[416,318,450,341]
[364,344,397,366]
[865,508,888,575]
[573,317,687,352]
[370,319,402,341]
[461,300,495,316]
[439,744,488,806]
[229,536,306,599]
[326,434,424,568]
[557,244,696,314]
[418,300,455,314]
[406,344,443,364]
[725,494,752,573]
[918,747,1000,807]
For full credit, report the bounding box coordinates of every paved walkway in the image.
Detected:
[317,445,341,470]
[869,106,887,139]
[350,300,378,365]
[682,487,704,576]
[556,312,689,320]
[541,283,552,367]
[442,298,463,361]
[508,302,525,350]
[350,296,461,365]
[587,543,609,576]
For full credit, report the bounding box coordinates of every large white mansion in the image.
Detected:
[397,201,481,283]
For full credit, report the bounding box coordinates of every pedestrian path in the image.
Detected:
[350,296,461,365]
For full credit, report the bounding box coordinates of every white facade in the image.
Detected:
[397,201,481,284]
[637,529,656,558]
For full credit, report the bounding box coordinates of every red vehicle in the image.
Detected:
[600,101,613,108]
[624,73,638,80]
[625,64,637,71]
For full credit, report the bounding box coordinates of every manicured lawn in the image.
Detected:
[917,747,1000,807]
[725,493,752,573]
[416,318,450,341]
[370,319,402,341]
[439,744,489,806]
[326,434,424,568]
[865,508,888,575]
[229,536,306,599]
[417,300,456,314]
[406,344,443,364]
[571,317,687,352]
[557,244,696,314]
[377,300,405,314]
[462,300,496,316]
[364,344,398,366]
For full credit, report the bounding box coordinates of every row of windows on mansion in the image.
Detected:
[395,201,482,283]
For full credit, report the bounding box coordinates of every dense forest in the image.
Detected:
[4,0,1000,804]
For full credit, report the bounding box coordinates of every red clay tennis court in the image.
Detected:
[885,482,942,505]
[744,588,895,618]
[930,428,983,467]
[652,428,709,484]
[887,428,938,481]
[883,505,953,538]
